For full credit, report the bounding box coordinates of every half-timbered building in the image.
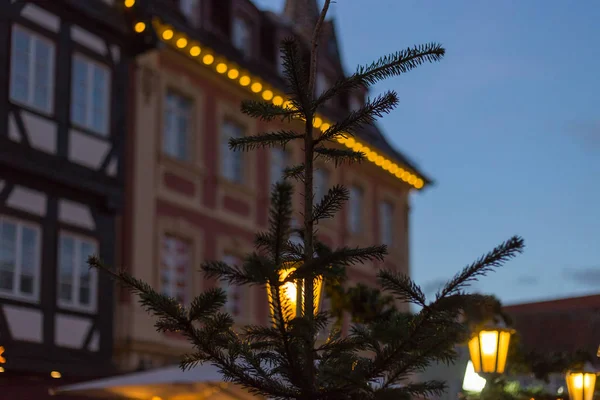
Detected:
[0,0,150,396]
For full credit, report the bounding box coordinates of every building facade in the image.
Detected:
[0,0,147,397]
[115,0,432,371]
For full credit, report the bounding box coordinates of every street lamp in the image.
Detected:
[267,264,324,323]
[565,363,597,400]
[468,327,514,375]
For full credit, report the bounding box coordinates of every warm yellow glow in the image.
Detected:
[262,90,274,101]
[267,265,324,323]
[463,360,486,393]
[566,371,597,400]
[239,76,251,86]
[251,82,263,93]
[152,17,427,190]
[468,329,512,374]
[202,54,214,65]
[176,37,187,48]
[0,346,5,364]
[51,371,62,379]
[124,0,135,7]
[227,69,239,80]
[151,397,163,400]
[216,63,227,74]
[0,367,4,373]
[134,22,146,33]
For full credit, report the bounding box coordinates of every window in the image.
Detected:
[270,148,288,186]
[221,254,242,316]
[316,72,328,96]
[57,233,98,311]
[348,186,363,234]
[232,16,251,57]
[314,168,329,204]
[180,0,201,27]
[0,217,40,301]
[10,25,55,113]
[379,201,394,246]
[221,120,244,183]
[277,52,285,76]
[160,235,191,304]
[163,91,192,161]
[349,95,362,112]
[71,54,111,135]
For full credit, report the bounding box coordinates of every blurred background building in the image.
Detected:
[0,0,429,398]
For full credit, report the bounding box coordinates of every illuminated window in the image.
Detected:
[314,168,329,204]
[348,185,363,234]
[232,16,251,57]
[10,25,55,114]
[160,235,191,304]
[221,254,242,316]
[270,148,288,186]
[379,201,393,246]
[180,0,201,27]
[57,233,98,312]
[0,217,40,302]
[71,54,111,135]
[221,120,244,183]
[163,90,192,161]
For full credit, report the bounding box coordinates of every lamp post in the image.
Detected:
[267,264,324,323]
[565,363,597,400]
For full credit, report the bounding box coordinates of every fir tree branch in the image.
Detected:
[314,43,445,111]
[280,38,310,112]
[377,270,426,307]
[240,99,299,122]
[312,185,349,223]
[284,164,305,181]
[436,236,525,299]
[229,130,303,152]
[317,92,399,143]
[314,147,365,166]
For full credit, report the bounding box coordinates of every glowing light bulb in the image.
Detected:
[262,90,274,101]
[251,82,263,93]
[124,0,135,7]
[227,69,239,79]
[320,123,330,131]
[239,76,251,86]
[313,117,323,128]
[162,29,173,40]
[176,38,187,48]
[203,54,214,65]
[273,96,283,106]
[216,63,227,74]
[345,138,356,147]
[189,46,201,56]
[51,371,62,379]
[134,22,145,33]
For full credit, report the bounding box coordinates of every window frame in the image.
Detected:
[163,89,193,161]
[70,53,111,136]
[348,185,363,234]
[232,15,251,57]
[270,147,288,186]
[220,119,245,183]
[56,231,99,313]
[221,254,242,317]
[9,24,56,114]
[314,168,330,204]
[379,200,394,246]
[0,215,42,303]
[159,234,192,305]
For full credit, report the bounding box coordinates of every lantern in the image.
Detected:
[468,328,514,374]
[0,346,5,364]
[267,264,324,323]
[566,364,597,400]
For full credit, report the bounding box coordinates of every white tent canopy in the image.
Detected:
[50,363,258,400]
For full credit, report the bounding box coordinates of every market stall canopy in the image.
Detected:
[49,363,258,400]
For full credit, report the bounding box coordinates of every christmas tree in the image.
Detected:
[90,1,525,398]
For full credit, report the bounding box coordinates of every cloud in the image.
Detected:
[563,266,600,286]
[515,275,539,286]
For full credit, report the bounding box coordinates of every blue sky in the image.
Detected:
[254,0,600,305]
